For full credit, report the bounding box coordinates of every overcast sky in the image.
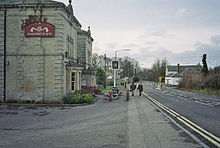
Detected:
[58,0,220,68]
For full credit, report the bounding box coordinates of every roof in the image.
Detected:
[77,28,94,41]
[0,0,81,27]
[0,0,62,5]
[167,65,201,73]
[166,73,181,78]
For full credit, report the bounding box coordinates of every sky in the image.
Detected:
[58,0,220,68]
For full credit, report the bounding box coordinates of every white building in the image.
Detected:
[165,64,201,86]
[165,73,182,86]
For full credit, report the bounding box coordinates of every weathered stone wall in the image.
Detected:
[77,32,93,69]
[77,34,86,68]
[86,37,93,67]
[77,30,95,87]
[0,11,4,100]
[0,5,79,101]
[82,72,96,86]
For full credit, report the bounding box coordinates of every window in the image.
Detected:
[71,72,75,91]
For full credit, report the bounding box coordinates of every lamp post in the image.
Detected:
[113,49,130,88]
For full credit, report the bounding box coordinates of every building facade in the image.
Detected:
[77,27,96,87]
[165,64,201,85]
[0,0,95,101]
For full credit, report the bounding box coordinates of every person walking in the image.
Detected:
[137,82,143,96]
[130,82,136,96]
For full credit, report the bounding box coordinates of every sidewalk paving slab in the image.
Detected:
[127,92,202,148]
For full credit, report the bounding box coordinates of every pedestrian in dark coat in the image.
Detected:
[130,82,136,96]
[137,82,143,96]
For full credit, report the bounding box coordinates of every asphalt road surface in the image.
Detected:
[0,89,203,148]
[143,81,220,138]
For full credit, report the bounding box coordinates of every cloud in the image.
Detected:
[105,42,119,49]
[134,35,220,68]
[176,8,187,17]
[145,41,157,45]
[150,30,167,37]
[211,35,220,44]
[140,30,173,38]
[166,36,220,67]
[122,43,139,48]
[94,34,220,68]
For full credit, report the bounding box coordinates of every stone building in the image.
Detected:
[77,27,96,87]
[0,0,95,101]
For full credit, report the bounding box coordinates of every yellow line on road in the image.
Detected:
[180,116,220,143]
[142,92,220,147]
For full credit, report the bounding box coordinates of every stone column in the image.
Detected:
[77,71,80,90]
[79,72,81,90]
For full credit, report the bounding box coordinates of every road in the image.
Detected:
[143,81,220,139]
[0,90,202,148]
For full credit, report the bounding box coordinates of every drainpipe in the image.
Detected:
[3,9,7,103]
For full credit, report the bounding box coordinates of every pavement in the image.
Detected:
[127,91,201,148]
[0,88,202,148]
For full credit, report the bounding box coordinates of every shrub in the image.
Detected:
[82,94,94,104]
[178,71,220,90]
[62,94,94,104]
[96,67,106,85]
[107,80,114,86]
[133,76,139,82]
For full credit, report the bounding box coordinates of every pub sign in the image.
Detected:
[112,61,119,69]
[25,22,55,37]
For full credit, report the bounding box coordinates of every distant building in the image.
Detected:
[165,73,181,86]
[165,64,201,85]
[0,0,95,101]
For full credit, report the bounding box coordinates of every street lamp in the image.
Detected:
[113,49,130,88]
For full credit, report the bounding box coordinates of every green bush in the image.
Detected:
[96,67,106,85]
[107,80,114,86]
[133,76,139,82]
[62,94,94,104]
[83,94,94,104]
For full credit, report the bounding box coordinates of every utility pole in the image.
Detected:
[113,49,130,88]
[104,54,106,89]
[113,52,117,88]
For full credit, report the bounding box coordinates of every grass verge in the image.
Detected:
[179,88,220,96]
[101,89,112,93]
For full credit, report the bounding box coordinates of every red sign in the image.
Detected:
[112,61,119,69]
[25,22,55,37]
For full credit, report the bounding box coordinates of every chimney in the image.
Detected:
[177,63,180,74]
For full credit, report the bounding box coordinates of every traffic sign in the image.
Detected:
[112,61,119,69]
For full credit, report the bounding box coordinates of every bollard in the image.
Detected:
[160,84,162,90]
[109,92,112,101]
[126,88,129,101]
